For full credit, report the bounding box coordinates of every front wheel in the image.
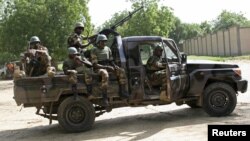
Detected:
[203,82,237,117]
[57,96,95,132]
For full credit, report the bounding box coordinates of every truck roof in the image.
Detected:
[122,36,172,42]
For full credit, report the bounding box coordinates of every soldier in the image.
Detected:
[20,36,53,77]
[67,22,90,57]
[146,46,168,99]
[29,36,48,52]
[63,47,93,99]
[90,34,129,107]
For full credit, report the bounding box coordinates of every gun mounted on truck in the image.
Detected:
[87,5,144,44]
[110,5,144,31]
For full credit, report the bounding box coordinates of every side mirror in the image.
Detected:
[181,53,187,64]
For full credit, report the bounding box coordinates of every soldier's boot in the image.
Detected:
[160,90,171,102]
[119,84,129,100]
[102,90,112,112]
[86,85,94,100]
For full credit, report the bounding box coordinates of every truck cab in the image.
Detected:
[122,36,188,102]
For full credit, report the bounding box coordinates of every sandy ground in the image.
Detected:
[0,61,249,141]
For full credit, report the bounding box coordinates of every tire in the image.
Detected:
[186,100,201,108]
[202,82,237,117]
[57,96,95,132]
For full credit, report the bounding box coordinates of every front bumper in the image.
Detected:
[236,79,248,93]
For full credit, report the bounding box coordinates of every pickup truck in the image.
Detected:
[13,30,248,132]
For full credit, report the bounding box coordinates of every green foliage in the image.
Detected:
[169,18,204,44]
[0,0,91,62]
[169,10,250,44]
[0,52,17,65]
[184,23,203,38]
[124,0,175,36]
[98,0,175,38]
[200,21,212,34]
[98,11,129,32]
[213,10,250,31]
[168,17,184,44]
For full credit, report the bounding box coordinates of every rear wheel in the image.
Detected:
[57,96,95,132]
[203,82,236,117]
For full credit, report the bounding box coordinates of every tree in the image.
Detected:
[168,17,185,44]
[0,0,91,64]
[213,10,250,32]
[200,21,212,35]
[124,0,175,36]
[97,10,130,33]
[184,23,203,39]
[169,17,205,44]
[97,0,175,38]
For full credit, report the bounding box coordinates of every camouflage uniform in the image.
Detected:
[63,47,93,97]
[23,36,52,77]
[14,36,53,79]
[91,34,128,109]
[91,46,127,90]
[146,54,167,90]
[63,56,92,85]
[67,33,85,50]
[67,22,89,58]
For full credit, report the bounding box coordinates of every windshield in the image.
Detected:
[127,39,180,66]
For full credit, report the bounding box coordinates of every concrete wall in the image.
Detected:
[217,31,225,56]
[183,26,250,56]
[240,27,250,55]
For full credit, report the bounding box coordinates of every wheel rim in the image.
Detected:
[66,103,86,124]
[210,90,229,109]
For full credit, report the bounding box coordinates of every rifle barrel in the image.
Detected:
[111,6,144,30]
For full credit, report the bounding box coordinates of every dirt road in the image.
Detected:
[0,61,249,141]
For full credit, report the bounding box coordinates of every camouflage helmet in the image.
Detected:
[68,47,79,55]
[30,36,40,43]
[75,22,84,29]
[96,34,108,43]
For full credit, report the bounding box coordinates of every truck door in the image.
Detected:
[162,39,188,100]
[126,38,187,101]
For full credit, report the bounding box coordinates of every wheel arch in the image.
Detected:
[204,78,238,94]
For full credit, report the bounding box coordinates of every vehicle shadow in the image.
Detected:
[0,104,248,141]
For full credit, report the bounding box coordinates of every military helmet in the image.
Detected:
[68,47,79,55]
[96,34,108,44]
[30,36,40,43]
[155,45,163,51]
[75,22,84,29]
